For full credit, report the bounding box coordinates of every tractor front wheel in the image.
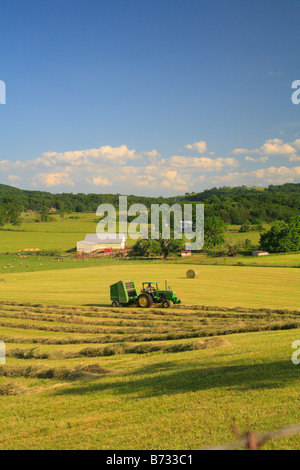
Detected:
[162,300,170,308]
[138,293,153,308]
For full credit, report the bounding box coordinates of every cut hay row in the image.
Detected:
[6,337,228,360]
[0,363,112,381]
[0,310,180,329]
[0,319,169,335]
[2,303,300,344]
[1,301,299,316]
[2,319,300,348]
[1,303,300,326]
[1,302,300,390]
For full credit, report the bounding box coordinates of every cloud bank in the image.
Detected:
[1,137,300,195]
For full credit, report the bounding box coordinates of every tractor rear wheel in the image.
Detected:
[162,300,170,308]
[138,293,153,308]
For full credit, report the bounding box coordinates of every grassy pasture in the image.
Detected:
[0,251,300,279]
[0,263,299,309]
[0,214,299,449]
[0,301,300,449]
[1,213,299,270]
[0,230,84,253]
[0,213,265,254]
[172,252,300,268]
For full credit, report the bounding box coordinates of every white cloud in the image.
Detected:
[32,172,75,187]
[293,139,300,150]
[41,144,140,166]
[135,174,157,187]
[169,156,238,171]
[211,166,300,186]
[8,174,21,182]
[141,149,161,159]
[254,166,300,181]
[245,156,269,163]
[232,138,300,161]
[260,139,295,157]
[87,176,112,187]
[0,160,26,171]
[2,139,300,195]
[232,148,258,155]
[185,141,207,153]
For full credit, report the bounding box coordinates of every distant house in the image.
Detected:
[252,250,269,257]
[77,233,126,254]
[181,250,192,257]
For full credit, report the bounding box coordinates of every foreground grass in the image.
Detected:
[0,301,299,449]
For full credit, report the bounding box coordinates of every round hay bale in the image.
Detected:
[186,269,199,279]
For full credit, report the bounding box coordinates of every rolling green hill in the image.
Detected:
[0,184,23,194]
[0,182,299,224]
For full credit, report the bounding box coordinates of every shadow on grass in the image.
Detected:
[53,359,299,398]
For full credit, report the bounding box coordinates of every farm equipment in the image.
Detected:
[110,279,181,308]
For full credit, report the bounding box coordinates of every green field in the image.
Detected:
[0,300,300,450]
[0,213,136,252]
[0,213,97,252]
[0,213,264,253]
[0,214,300,449]
[0,263,299,309]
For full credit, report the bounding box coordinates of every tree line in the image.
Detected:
[0,183,299,254]
[0,183,299,225]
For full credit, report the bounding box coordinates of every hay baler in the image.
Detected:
[110,280,139,307]
[110,280,181,308]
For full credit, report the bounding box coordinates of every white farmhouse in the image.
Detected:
[252,250,270,257]
[77,233,126,254]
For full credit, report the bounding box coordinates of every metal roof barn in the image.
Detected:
[77,233,126,254]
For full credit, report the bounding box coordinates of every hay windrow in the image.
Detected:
[1,301,299,387]
[0,382,29,395]
[0,364,113,380]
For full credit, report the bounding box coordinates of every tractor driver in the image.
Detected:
[147,283,155,293]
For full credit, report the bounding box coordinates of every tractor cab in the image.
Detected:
[142,282,158,294]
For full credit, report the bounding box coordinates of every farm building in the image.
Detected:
[252,250,270,257]
[77,233,126,254]
[181,250,192,257]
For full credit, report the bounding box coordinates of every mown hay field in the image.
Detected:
[0,263,299,309]
[0,301,300,449]
[0,262,299,449]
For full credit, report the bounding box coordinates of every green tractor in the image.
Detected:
[110,280,181,308]
[138,281,181,308]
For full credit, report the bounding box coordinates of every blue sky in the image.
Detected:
[0,0,300,195]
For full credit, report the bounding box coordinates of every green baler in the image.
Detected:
[110,280,139,307]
